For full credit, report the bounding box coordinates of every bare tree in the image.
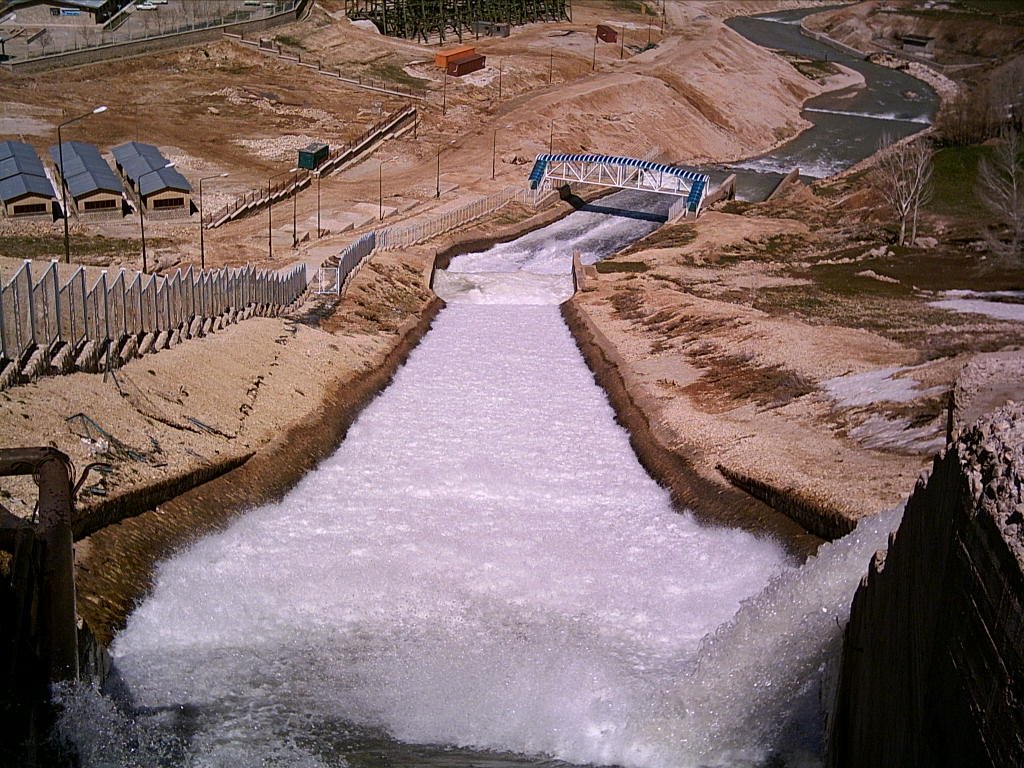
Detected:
[978,127,1024,258]
[873,135,934,247]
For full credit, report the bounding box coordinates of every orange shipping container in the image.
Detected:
[435,45,476,68]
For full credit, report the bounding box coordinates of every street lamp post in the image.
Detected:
[436,149,441,199]
[291,169,298,248]
[138,161,174,274]
[198,172,228,271]
[267,167,296,259]
[379,161,384,221]
[316,170,322,238]
[57,105,107,263]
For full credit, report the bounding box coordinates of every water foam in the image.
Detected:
[99,298,795,767]
[58,170,905,768]
[432,270,573,305]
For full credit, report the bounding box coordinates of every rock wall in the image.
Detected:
[829,403,1024,767]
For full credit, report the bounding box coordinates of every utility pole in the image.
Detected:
[491,131,496,180]
[291,169,298,248]
[197,172,228,271]
[267,167,296,259]
[436,148,441,199]
[57,105,107,264]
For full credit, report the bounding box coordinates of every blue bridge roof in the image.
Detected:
[528,153,710,192]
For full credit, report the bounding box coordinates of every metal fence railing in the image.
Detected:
[376,186,557,251]
[0,259,307,387]
[8,1,301,64]
[316,232,376,295]
[204,105,416,229]
[315,185,559,294]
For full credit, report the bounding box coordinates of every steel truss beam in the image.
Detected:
[528,153,711,214]
[344,0,570,43]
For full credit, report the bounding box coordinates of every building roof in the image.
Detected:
[0,0,117,10]
[111,141,164,166]
[65,169,123,197]
[0,140,39,162]
[49,141,123,198]
[138,165,191,197]
[0,173,55,204]
[110,141,191,196]
[120,153,166,181]
[0,154,46,182]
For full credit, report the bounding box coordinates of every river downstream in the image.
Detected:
[59,9,933,768]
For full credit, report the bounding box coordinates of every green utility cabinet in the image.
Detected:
[298,142,329,170]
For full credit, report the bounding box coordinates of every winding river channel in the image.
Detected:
[60,9,935,768]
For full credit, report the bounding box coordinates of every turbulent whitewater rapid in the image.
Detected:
[55,190,903,768]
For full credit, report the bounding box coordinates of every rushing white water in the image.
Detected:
[803,107,931,125]
[52,201,907,768]
[101,250,799,767]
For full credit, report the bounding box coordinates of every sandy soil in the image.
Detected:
[567,211,927,538]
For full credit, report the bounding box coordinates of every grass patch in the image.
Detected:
[811,244,1024,294]
[927,144,995,220]
[365,61,428,92]
[789,58,839,81]
[274,34,306,50]
[609,287,645,320]
[595,260,648,273]
[714,233,809,265]
[0,235,170,266]
[607,0,647,14]
[719,200,752,215]
[684,351,815,412]
[620,223,697,255]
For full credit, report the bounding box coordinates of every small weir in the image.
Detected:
[57,10,936,767]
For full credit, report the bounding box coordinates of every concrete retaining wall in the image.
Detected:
[1,0,310,74]
[829,403,1024,767]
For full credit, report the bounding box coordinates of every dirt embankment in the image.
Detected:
[802,1,1024,63]
[563,209,936,542]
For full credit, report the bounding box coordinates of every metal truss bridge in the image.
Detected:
[528,153,711,215]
